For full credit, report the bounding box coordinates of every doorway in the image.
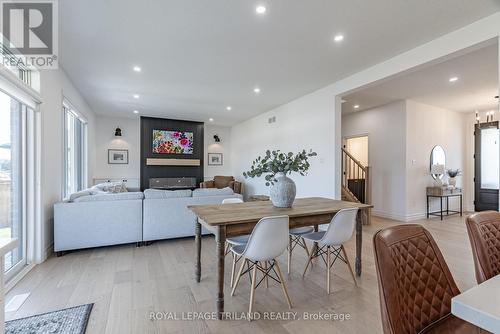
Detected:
[474,121,499,211]
[343,135,369,203]
[344,135,368,168]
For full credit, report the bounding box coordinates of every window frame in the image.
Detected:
[62,100,88,199]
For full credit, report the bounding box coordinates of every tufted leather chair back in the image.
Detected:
[373,224,460,334]
[466,211,500,284]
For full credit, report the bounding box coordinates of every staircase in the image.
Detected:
[341,148,372,225]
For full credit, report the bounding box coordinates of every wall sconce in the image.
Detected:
[115,127,122,137]
[213,134,221,143]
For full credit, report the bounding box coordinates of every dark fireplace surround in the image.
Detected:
[140,117,204,191]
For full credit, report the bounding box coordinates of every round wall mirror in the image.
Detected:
[430,145,446,179]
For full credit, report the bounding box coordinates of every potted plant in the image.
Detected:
[447,169,462,187]
[243,149,317,208]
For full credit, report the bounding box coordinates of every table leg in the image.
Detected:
[440,197,443,221]
[427,195,429,219]
[216,225,226,319]
[313,224,319,262]
[195,220,202,283]
[460,194,463,216]
[355,210,362,276]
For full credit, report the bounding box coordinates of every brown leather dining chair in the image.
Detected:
[373,224,482,334]
[466,211,500,284]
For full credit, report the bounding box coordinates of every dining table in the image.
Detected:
[188,197,372,319]
[451,274,500,333]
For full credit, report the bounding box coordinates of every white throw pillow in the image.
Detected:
[92,182,128,193]
[68,190,92,202]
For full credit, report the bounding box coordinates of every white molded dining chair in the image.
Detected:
[287,226,314,274]
[230,215,292,320]
[302,208,359,294]
[222,198,249,287]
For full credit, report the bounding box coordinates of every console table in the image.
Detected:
[426,187,462,221]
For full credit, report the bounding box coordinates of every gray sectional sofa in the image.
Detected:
[54,187,243,252]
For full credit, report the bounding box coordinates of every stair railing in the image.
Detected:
[341,147,371,225]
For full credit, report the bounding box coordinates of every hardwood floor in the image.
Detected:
[5,215,477,334]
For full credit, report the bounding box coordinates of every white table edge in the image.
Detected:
[451,275,500,333]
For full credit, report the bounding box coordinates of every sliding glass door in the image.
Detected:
[0,90,28,276]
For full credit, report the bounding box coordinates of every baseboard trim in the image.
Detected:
[371,210,408,222]
[405,213,428,221]
[5,263,36,293]
[372,210,469,222]
[43,243,54,262]
[372,211,428,222]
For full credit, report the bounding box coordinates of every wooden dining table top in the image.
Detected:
[188,197,372,226]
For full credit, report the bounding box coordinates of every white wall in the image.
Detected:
[94,116,140,181]
[39,68,96,259]
[204,125,232,179]
[342,101,408,220]
[92,117,232,181]
[405,100,466,219]
[230,88,336,200]
[341,100,469,221]
[345,136,369,167]
[229,13,500,204]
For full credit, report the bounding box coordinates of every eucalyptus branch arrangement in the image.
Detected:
[447,169,462,178]
[243,149,317,186]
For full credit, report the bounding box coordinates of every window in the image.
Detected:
[63,103,87,198]
[480,127,499,190]
[0,42,40,91]
[0,89,32,276]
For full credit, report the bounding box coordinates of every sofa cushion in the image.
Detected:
[214,176,234,189]
[192,187,234,197]
[73,192,144,202]
[144,189,192,199]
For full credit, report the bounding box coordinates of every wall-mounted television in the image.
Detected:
[152,130,194,154]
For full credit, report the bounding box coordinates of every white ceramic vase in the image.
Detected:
[270,172,296,208]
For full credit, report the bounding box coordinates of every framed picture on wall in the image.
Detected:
[208,153,223,166]
[108,149,129,164]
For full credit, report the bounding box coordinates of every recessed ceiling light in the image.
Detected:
[133,66,141,72]
[226,106,232,111]
[354,105,360,109]
[133,94,140,99]
[254,87,261,94]
[256,5,266,14]
[333,34,344,42]
[209,118,214,122]
[449,77,458,83]
[133,110,139,114]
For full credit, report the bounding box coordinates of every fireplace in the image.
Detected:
[140,117,204,191]
[149,177,197,190]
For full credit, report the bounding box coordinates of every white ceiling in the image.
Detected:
[342,43,499,114]
[59,0,500,126]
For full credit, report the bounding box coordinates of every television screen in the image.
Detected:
[152,130,194,154]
